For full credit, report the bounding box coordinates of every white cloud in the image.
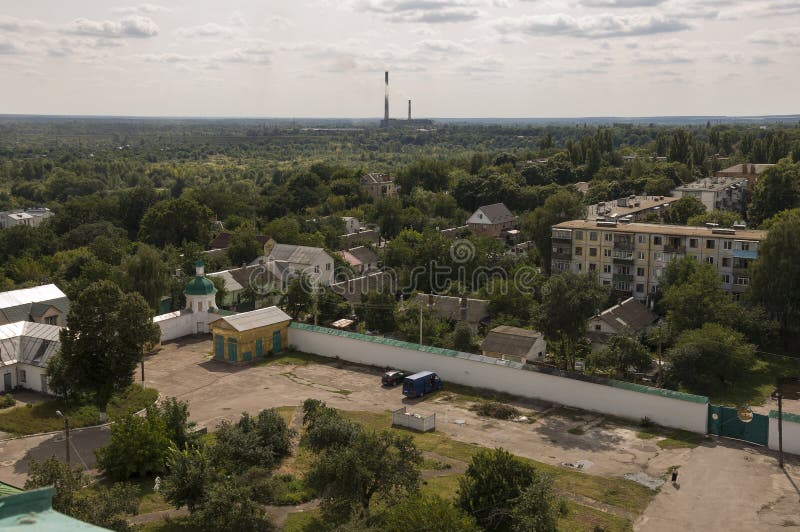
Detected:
[351,0,493,23]
[0,15,45,32]
[748,27,800,47]
[492,13,691,39]
[0,39,25,55]
[580,0,667,7]
[176,23,236,38]
[69,15,159,38]
[112,4,170,15]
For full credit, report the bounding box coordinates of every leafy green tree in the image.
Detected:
[212,410,295,474]
[96,410,172,480]
[748,159,800,226]
[535,272,608,370]
[510,476,561,532]
[189,479,273,532]
[588,334,652,376]
[25,457,86,512]
[666,323,755,391]
[139,197,213,247]
[162,445,211,513]
[749,208,800,348]
[307,429,421,520]
[394,301,450,346]
[663,196,706,225]
[123,244,170,311]
[668,129,691,165]
[282,275,313,319]
[687,210,740,227]
[458,448,537,532]
[660,261,727,333]
[383,494,480,532]
[48,281,160,417]
[71,482,140,531]
[452,321,476,352]
[152,397,197,450]
[357,290,396,333]
[302,399,362,451]
[228,226,263,266]
[521,190,585,272]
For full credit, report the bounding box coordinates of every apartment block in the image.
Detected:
[551,220,767,300]
[671,176,748,213]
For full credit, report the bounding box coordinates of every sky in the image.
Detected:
[0,0,798,118]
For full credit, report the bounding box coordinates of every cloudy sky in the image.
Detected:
[0,1,798,118]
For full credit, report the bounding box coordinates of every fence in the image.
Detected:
[392,407,436,432]
[288,323,709,433]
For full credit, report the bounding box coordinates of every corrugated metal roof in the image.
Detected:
[208,270,244,292]
[0,285,66,309]
[268,244,328,265]
[212,306,291,332]
[0,322,61,368]
[481,326,542,358]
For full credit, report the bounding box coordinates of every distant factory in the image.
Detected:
[380,71,434,128]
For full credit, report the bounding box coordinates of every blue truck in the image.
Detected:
[402,371,442,398]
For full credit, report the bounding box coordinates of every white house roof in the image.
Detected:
[268,244,329,265]
[207,270,245,293]
[468,203,516,225]
[0,284,67,310]
[210,306,291,332]
[0,321,62,368]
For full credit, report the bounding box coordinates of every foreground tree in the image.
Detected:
[663,196,706,225]
[510,477,561,532]
[189,479,273,532]
[382,493,480,532]
[748,159,800,226]
[48,280,160,418]
[588,334,652,377]
[96,410,172,480]
[162,445,211,513]
[212,409,295,474]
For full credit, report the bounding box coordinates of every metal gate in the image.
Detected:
[708,404,769,446]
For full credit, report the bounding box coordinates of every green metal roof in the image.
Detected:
[770,410,800,424]
[0,481,22,497]
[0,488,108,530]
[289,322,709,405]
[184,276,216,296]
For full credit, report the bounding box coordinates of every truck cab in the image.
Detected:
[402,371,442,398]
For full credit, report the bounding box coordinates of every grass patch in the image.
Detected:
[420,457,452,471]
[87,475,172,515]
[135,516,194,532]
[636,426,704,449]
[420,474,462,500]
[471,400,521,420]
[275,405,298,426]
[332,389,352,396]
[567,427,586,435]
[0,386,158,436]
[263,474,316,506]
[559,500,633,532]
[259,351,330,367]
[340,410,654,515]
[284,510,326,532]
[703,355,800,407]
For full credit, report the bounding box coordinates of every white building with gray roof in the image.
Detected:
[0,321,62,394]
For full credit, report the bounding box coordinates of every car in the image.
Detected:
[382,370,406,386]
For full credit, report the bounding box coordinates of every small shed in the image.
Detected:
[209,306,291,364]
[481,325,546,364]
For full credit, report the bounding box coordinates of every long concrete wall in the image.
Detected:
[288,324,709,433]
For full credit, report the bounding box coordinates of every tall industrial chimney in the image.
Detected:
[408,99,411,120]
[384,71,389,122]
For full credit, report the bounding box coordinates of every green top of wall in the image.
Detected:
[0,488,108,530]
[289,323,709,405]
[770,410,800,424]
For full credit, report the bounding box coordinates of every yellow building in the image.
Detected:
[209,306,292,364]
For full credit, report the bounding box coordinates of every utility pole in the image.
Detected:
[56,411,70,465]
[419,304,423,345]
[141,359,145,388]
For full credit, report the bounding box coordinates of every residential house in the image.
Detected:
[210,306,292,365]
[411,293,489,331]
[0,284,69,327]
[715,162,775,191]
[587,195,679,222]
[337,246,379,275]
[481,326,547,364]
[342,217,361,235]
[467,203,518,239]
[330,271,396,306]
[0,207,53,229]
[208,231,271,251]
[671,176,749,213]
[360,173,397,199]
[551,220,766,300]
[340,228,381,248]
[587,297,658,352]
[253,243,336,286]
[0,321,62,394]
[207,263,281,310]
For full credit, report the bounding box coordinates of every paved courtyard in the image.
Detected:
[2,335,799,530]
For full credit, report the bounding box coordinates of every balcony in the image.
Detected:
[664,244,686,254]
[733,249,758,260]
[613,240,633,251]
[613,257,634,266]
[613,273,634,283]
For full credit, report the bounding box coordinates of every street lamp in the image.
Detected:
[55,410,70,465]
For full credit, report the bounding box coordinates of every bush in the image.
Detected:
[473,401,520,420]
[96,411,171,480]
[0,394,15,409]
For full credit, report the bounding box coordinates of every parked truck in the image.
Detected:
[402,371,442,398]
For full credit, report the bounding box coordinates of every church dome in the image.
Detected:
[184,260,216,296]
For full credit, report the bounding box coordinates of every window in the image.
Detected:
[722,257,731,267]
[638,251,645,260]
[722,274,731,284]
[603,249,611,257]
[594,324,601,331]
[637,267,645,276]
[197,302,203,312]
[604,233,612,242]
[654,252,663,262]
[326,263,332,271]
[705,257,714,264]
[735,277,750,286]
[589,231,598,241]
[603,280,611,286]
[723,240,732,250]
[574,246,583,256]
[589,263,597,271]
[689,238,698,248]
[314,265,320,273]
[574,230,584,240]
[20,370,26,383]
[706,239,715,249]
[636,283,644,293]
[653,236,662,245]
[589,247,598,257]
[577,263,583,271]
[638,235,647,244]
[618,265,631,275]
[740,242,751,251]
[603,264,612,273]
[45,316,57,325]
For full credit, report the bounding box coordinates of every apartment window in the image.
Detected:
[20,370,26,383]
[655,268,663,279]
[577,263,583,271]
[653,236,662,245]
[45,316,57,325]
[314,265,320,273]
[638,235,647,244]
[603,280,611,286]
[326,263,332,271]
[638,251,645,260]
[722,257,731,267]
[723,240,732,250]
[603,249,611,257]
[689,238,698,248]
[636,267,645,276]
[722,274,731,284]
[589,247,598,257]
[589,263,597,271]
[735,277,750,286]
[594,324,602,331]
[618,265,631,275]
[654,252,663,262]
[604,233,613,242]
[740,242,751,251]
[603,264,612,273]
[636,283,644,293]
[705,257,714,264]
[589,231,598,241]
[574,230,584,240]
[706,239,715,249]
[574,246,583,256]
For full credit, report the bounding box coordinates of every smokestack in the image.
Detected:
[384,71,389,122]
[408,99,411,120]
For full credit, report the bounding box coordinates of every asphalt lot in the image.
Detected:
[2,334,799,530]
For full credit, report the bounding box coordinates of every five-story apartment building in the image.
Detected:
[551,220,766,301]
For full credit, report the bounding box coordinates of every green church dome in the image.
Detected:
[185,276,216,296]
